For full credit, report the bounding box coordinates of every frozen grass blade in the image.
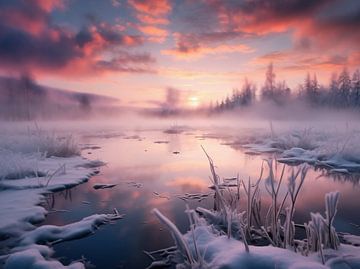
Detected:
[324,191,340,250]
[285,165,308,248]
[201,146,227,215]
[264,159,286,246]
[310,213,325,264]
[238,211,250,252]
[153,208,194,265]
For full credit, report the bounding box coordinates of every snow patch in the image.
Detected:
[0,137,117,268]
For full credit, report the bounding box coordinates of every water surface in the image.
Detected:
[43,129,360,268]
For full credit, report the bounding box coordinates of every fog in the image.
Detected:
[1,70,360,141]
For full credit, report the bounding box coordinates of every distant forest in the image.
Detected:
[210,63,360,112]
[0,75,119,120]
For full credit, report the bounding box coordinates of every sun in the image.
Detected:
[188,96,200,108]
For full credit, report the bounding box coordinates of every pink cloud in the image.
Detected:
[163,43,254,59]
[136,14,169,25]
[137,25,168,42]
[128,0,171,43]
[128,0,171,16]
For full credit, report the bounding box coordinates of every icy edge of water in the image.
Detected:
[0,156,117,269]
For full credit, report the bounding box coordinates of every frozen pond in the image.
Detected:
[41,129,360,268]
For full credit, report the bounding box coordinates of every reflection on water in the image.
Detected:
[43,130,360,268]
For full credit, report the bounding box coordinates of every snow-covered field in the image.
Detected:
[0,127,121,268]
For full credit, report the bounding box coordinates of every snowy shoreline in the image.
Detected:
[225,127,360,176]
[0,131,121,269]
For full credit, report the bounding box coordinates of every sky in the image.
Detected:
[0,0,359,109]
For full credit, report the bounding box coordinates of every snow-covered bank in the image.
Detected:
[4,213,123,269]
[0,128,120,268]
[0,156,103,192]
[0,155,104,236]
[148,150,360,269]
[151,208,360,269]
[185,224,360,269]
[237,128,360,174]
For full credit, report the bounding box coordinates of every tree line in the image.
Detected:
[0,74,104,120]
[210,63,360,112]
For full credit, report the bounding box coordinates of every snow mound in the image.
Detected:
[242,129,360,173]
[0,156,99,192]
[0,189,47,235]
[342,234,360,246]
[151,209,360,269]
[18,214,117,246]
[0,135,115,268]
[4,248,84,269]
[184,225,329,269]
[4,213,122,269]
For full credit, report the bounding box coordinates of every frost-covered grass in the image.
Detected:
[152,207,360,269]
[0,126,81,183]
[0,126,80,158]
[241,126,360,174]
[148,152,360,269]
[159,220,360,269]
[0,126,85,184]
[243,128,323,153]
[0,150,43,180]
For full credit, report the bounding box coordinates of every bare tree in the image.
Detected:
[262,63,276,100]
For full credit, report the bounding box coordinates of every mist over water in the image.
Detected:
[33,125,359,268]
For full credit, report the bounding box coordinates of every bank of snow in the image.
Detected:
[0,129,120,268]
[4,213,123,269]
[183,225,360,269]
[0,155,104,236]
[150,210,360,269]
[240,129,360,174]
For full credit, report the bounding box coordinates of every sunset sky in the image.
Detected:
[0,0,359,108]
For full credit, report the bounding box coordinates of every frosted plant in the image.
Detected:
[191,150,343,265]
[237,211,249,252]
[241,164,263,235]
[304,192,340,264]
[284,165,308,248]
[201,146,226,214]
[309,213,325,264]
[185,206,206,266]
[283,207,295,249]
[43,163,67,187]
[264,159,286,247]
[0,150,43,180]
[153,209,194,265]
[153,209,210,269]
[28,126,80,157]
[324,191,340,250]
[226,206,232,238]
